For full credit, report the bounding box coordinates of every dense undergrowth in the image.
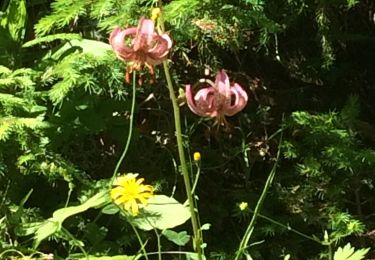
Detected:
[1,0,375,259]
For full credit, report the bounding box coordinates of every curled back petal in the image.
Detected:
[134,17,155,51]
[215,70,230,96]
[186,85,216,117]
[223,83,248,116]
[109,27,137,60]
[161,34,173,49]
[194,88,219,117]
[147,35,172,61]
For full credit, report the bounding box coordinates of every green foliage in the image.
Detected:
[0,0,26,43]
[130,195,191,231]
[162,229,191,246]
[31,191,109,248]
[34,0,89,36]
[22,33,82,48]
[334,243,369,260]
[1,0,375,259]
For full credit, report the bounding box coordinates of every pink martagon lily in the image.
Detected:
[186,70,248,124]
[109,17,172,78]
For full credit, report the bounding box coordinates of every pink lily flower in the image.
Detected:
[186,70,248,125]
[109,17,172,82]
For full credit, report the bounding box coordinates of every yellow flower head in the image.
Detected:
[111,173,154,216]
[239,202,248,211]
[193,152,201,161]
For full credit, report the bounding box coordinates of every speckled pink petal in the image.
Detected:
[215,70,230,95]
[133,18,155,51]
[186,85,217,117]
[138,17,155,36]
[109,27,137,60]
[223,83,248,116]
[147,35,172,62]
[162,34,173,49]
[195,91,218,117]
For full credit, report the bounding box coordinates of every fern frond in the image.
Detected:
[0,116,49,141]
[0,66,11,75]
[90,0,116,20]
[0,93,29,111]
[34,0,88,36]
[0,117,12,140]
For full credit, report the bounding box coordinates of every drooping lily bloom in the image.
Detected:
[109,17,172,82]
[186,70,248,125]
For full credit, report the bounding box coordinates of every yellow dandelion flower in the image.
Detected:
[239,202,248,211]
[193,152,201,161]
[111,173,154,216]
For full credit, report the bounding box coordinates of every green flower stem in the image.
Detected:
[131,223,149,260]
[234,132,283,260]
[0,249,25,259]
[157,2,202,257]
[61,226,88,260]
[191,161,201,195]
[252,212,322,244]
[154,229,162,260]
[162,60,203,260]
[111,71,137,181]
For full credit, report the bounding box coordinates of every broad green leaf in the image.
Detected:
[131,195,191,231]
[34,220,60,248]
[52,191,109,222]
[50,39,112,60]
[22,33,82,48]
[33,191,110,248]
[162,230,190,246]
[334,243,369,260]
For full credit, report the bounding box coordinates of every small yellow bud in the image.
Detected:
[193,152,201,161]
[239,202,248,211]
[151,8,161,22]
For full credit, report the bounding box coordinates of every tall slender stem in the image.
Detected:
[234,132,283,260]
[131,223,149,260]
[111,72,137,181]
[156,2,202,257]
[254,212,322,244]
[154,229,162,260]
[162,61,202,259]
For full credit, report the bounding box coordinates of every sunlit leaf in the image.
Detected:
[162,230,190,246]
[334,243,369,260]
[131,195,191,231]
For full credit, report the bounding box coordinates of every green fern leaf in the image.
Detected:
[0,0,27,42]
[34,0,88,36]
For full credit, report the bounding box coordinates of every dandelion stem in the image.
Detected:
[154,229,162,260]
[131,223,149,260]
